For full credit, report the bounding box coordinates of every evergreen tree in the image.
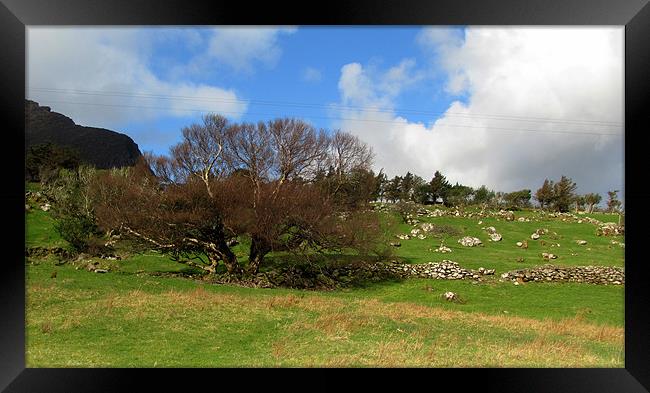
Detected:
[552,176,577,212]
[385,176,402,203]
[429,171,450,204]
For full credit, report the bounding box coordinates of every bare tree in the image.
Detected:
[225,118,330,273]
[171,114,229,198]
[92,115,382,277]
[268,118,330,186]
[327,129,374,196]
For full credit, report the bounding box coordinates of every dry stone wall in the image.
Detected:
[500,265,624,285]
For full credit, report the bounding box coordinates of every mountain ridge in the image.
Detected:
[25,100,142,169]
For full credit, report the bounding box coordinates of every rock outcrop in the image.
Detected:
[26,100,142,169]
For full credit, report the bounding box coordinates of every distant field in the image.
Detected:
[25,197,625,367]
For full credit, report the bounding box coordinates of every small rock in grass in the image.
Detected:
[443,291,457,301]
[489,233,502,242]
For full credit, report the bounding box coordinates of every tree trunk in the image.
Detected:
[222,253,242,275]
[248,236,271,275]
[214,239,242,275]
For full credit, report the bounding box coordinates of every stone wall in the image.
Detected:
[500,265,624,285]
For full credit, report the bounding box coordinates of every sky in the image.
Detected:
[26,26,624,205]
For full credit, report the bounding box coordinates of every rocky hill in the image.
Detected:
[25,100,142,169]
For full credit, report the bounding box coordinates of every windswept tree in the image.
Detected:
[584,193,602,213]
[92,115,383,276]
[504,189,532,209]
[607,190,622,213]
[573,195,586,213]
[445,183,474,207]
[473,185,495,206]
[552,176,577,212]
[535,179,555,210]
[226,118,332,272]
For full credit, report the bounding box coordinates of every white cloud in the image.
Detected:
[302,67,322,83]
[27,27,248,129]
[206,27,297,72]
[338,59,422,108]
[335,27,624,201]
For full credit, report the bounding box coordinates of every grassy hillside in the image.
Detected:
[25,197,625,367]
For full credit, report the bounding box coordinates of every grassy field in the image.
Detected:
[25,195,625,367]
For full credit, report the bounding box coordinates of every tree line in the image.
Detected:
[368,171,621,213]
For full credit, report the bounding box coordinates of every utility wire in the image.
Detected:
[28,86,623,127]
[31,99,622,137]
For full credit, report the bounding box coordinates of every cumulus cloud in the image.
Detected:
[27,27,248,129]
[335,27,624,201]
[206,27,297,72]
[338,59,423,108]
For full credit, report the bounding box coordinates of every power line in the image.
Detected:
[31,99,622,137]
[28,86,623,127]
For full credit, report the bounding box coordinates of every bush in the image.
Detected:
[54,215,97,252]
[25,143,81,183]
[47,166,100,253]
[426,224,463,238]
[394,201,418,223]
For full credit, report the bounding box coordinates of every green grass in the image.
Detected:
[26,208,67,248]
[26,257,623,367]
[25,198,625,367]
[391,209,624,272]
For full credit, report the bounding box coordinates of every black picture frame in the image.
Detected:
[1,0,649,391]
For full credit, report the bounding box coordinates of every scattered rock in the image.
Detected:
[94,269,108,273]
[597,223,624,236]
[516,241,523,247]
[433,245,452,253]
[489,233,502,242]
[458,236,483,247]
[40,203,51,212]
[531,233,540,240]
[389,242,401,247]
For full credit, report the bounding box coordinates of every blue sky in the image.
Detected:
[115,27,466,154]
[27,26,623,202]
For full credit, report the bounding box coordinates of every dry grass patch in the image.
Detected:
[352,299,622,345]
